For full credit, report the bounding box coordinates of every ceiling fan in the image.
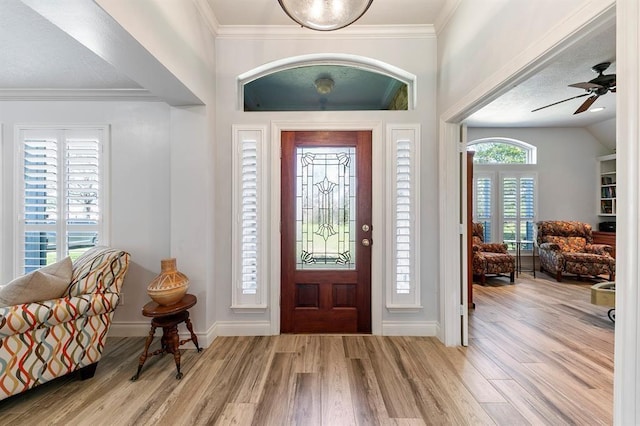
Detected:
[532,62,616,114]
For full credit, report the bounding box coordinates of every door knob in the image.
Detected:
[362,238,371,247]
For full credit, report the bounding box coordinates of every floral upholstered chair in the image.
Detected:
[536,220,615,282]
[472,222,515,285]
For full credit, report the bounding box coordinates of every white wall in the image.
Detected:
[96,0,216,106]
[437,0,615,119]
[469,127,612,228]
[587,117,616,150]
[94,0,218,341]
[214,30,439,332]
[0,100,172,326]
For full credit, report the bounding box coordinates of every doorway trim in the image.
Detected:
[270,121,384,335]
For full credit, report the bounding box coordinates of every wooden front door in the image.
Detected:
[281,131,372,333]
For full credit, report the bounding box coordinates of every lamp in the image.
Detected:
[278,0,374,31]
[315,77,335,94]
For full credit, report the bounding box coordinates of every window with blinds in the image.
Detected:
[396,140,412,294]
[469,138,536,249]
[473,173,493,241]
[240,139,258,295]
[232,126,267,310]
[501,174,536,250]
[387,125,421,309]
[18,127,108,274]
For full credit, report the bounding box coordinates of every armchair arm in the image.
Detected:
[477,242,509,253]
[539,242,562,251]
[0,292,120,338]
[585,244,613,256]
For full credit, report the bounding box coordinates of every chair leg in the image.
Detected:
[510,272,515,283]
[555,271,562,282]
[79,363,98,380]
[610,273,615,281]
[480,273,486,286]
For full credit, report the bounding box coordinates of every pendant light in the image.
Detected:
[278,0,374,31]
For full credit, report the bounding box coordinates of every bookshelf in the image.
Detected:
[597,154,616,216]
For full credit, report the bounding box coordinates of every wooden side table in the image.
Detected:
[504,239,536,278]
[131,293,202,381]
[593,231,616,258]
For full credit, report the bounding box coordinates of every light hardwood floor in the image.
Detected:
[0,272,614,425]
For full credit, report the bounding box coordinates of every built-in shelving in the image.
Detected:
[597,154,616,217]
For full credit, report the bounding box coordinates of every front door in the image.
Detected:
[281,130,372,333]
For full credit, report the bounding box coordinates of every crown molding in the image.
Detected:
[0,89,160,102]
[434,0,462,35]
[215,24,436,39]
[193,0,220,36]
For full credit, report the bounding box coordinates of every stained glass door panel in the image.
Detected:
[296,147,356,270]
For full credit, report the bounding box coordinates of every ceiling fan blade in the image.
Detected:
[568,82,603,90]
[531,93,589,112]
[574,94,599,114]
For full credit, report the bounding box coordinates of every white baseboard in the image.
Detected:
[109,321,150,337]
[109,320,438,344]
[382,320,439,336]
[108,321,216,349]
[212,320,273,336]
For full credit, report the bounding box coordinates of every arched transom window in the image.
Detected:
[238,54,416,112]
[468,137,537,164]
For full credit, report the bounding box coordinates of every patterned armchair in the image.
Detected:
[536,221,615,282]
[472,223,515,285]
[0,246,130,400]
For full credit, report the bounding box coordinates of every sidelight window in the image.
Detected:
[231,126,268,310]
[386,124,421,309]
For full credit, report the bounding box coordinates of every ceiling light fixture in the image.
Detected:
[314,77,335,94]
[590,106,606,112]
[278,0,374,31]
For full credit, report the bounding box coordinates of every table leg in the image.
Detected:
[164,324,183,379]
[184,315,202,352]
[131,324,156,381]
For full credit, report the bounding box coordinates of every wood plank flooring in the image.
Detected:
[0,271,613,425]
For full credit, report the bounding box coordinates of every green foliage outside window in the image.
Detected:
[471,142,527,164]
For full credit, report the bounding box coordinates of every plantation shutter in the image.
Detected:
[22,136,58,273]
[231,126,267,310]
[520,176,535,249]
[473,174,493,241]
[19,127,107,274]
[241,138,258,296]
[500,173,536,250]
[395,139,412,294]
[387,125,421,309]
[65,136,101,254]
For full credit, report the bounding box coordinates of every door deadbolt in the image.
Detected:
[362,224,370,232]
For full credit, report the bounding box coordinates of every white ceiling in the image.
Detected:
[206,0,449,26]
[0,1,140,91]
[465,24,616,129]
[0,0,616,133]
